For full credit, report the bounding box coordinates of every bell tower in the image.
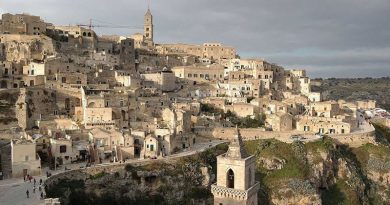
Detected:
[144,7,153,42]
[211,127,260,205]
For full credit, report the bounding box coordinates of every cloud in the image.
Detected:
[2,0,390,78]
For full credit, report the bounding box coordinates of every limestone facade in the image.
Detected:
[172,64,225,82]
[157,43,236,62]
[11,139,41,178]
[0,13,48,35]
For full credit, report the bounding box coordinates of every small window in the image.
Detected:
[60,145,67,153]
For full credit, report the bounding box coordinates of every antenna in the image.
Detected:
[148,0,151,10]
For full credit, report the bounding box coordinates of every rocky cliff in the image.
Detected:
[45,145,227,205]
[245,137,390,205]
[45,136,390,205]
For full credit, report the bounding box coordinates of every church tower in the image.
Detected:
[211,128,260,205]
[144,8,153,42]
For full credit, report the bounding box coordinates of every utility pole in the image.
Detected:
[89,19,92,30]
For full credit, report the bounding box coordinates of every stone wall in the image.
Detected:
[12,159,41,177]
[0,34,56,62]
[329,130,376,147]
[199,127,376,147]
[0,89,20,130]
[210,127,307,141]
[45,161,152,187]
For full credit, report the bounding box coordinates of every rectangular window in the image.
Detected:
[150,144,154,151]
[59,145,67,153]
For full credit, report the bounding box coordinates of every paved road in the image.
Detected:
[0,177,46,205]
[0,140,227,205]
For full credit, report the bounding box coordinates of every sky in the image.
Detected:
[1,0,390,78]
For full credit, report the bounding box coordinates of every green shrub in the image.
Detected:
[90,171,107,179]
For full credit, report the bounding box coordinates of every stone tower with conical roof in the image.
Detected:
[144,8,153,42]
[211,127,260,205]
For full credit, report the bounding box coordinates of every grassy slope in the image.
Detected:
[244,138,382,205]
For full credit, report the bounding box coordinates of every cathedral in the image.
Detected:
[211,128,260,205]
[130,7,154,49]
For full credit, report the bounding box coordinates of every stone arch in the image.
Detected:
[87,102,96,108]
[227,169,234,189]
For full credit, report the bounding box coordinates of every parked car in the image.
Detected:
[315,133,324,138]
[290,135,303,140]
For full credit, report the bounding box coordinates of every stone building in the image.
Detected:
[0,139,41,179]
[224,103,256,118]
[143,134,159,158]
[157,43,236,62]
[265,113,293,131]
[129,8,154,49]
[356,100,376,110]
[89,128,134,162]
[142,69,177,92]
[296,116,351,134]
[0,13,48,35]
[309,101,340,118]
[211,128,259,205]
[49,137,78,165]
[144,9,154,45]
[172,64,225,83]
[75,87,130,129]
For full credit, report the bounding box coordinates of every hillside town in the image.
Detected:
[0,8,388,205]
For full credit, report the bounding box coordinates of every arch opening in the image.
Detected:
[227,169,234,189]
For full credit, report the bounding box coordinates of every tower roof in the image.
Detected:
[145,8,152,16]
[225,126,249,159]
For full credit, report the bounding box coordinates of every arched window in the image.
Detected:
[87,32,91,37]
[227,169,234,188]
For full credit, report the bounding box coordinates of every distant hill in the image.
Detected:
[312,77,390,110]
